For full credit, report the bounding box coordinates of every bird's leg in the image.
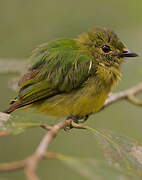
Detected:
[64,114,79,131]
[67,114,79,123]
[83,114,89,122]
[79,113,92,123]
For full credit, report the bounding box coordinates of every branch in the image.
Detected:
[104,82,142,107]
[0,161,25,171]
[0,119,86,179]
[25,119,72,180]
[0,119,74,179]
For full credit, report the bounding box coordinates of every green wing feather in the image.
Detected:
[18,39,95,106]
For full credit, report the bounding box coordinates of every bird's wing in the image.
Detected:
[18,39,94,106]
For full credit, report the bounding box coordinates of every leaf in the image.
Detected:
[87,126,142,179]
[0,111,56,135]
[58,154,131,180]
[0,112,38,135]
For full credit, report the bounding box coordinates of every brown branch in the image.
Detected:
[40,123,53,131]
[0,119,73,180]
[127,94,142,106]
[104,82,142,107]
[0,82,142,179]
[0,161,25,172]
[25,119,72,180]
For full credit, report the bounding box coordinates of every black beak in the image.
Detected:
[118,50,138,58]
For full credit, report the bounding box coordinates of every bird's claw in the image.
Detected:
[64,114,79,131]
[64,114,87,131]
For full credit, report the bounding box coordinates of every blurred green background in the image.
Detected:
[0,0,142,179]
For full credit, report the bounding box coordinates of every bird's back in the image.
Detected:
[5,38,96,115]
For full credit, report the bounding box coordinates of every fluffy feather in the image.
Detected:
[5,27,129,119]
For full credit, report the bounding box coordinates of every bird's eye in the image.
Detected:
[102,45,111,53]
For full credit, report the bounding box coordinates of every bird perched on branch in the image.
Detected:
[4,27,138,122]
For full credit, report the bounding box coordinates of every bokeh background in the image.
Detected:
[0,0,142,179]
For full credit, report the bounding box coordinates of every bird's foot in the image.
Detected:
[79,113,92,123]
[67,114,79,123]
[64,114,88,131]
[79,115,89,123]
[64,115,79,131]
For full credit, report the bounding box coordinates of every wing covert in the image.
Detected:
[18,39,95,105]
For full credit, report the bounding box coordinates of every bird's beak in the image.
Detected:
[118,50,138,58]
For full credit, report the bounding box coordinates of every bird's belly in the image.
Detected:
[32,85,109,119]
[69,88,108,117]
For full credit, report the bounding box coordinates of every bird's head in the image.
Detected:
[79,27,138,68]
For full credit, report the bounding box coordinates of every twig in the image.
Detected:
[0,160,25,172]
[40,123,53,130]
[127,95,142,106]
[104,82,142,107]
[25,119,72,180]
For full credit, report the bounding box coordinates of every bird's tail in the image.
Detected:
[3,99,22,114]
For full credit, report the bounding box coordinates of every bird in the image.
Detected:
[4,27,138,122]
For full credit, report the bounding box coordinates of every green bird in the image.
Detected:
[5,27,138,121]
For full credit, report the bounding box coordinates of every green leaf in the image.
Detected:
[0,112,38,135]
[86,126,142,179]
[58,154,131,180]
[0,111,56,135]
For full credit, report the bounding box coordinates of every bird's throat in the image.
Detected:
[95,63,121,89]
